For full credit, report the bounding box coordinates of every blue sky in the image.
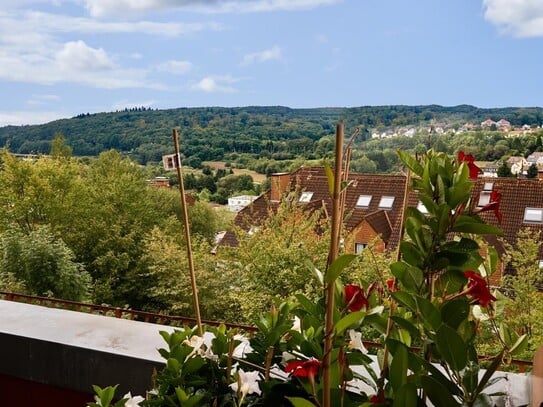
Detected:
[1,0,542,126]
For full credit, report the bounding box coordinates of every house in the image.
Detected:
[469,178,543,283]
[506,156,528,175]
[527,152,543,165]
[219,166,543,284]
[481,119,496,128]
[219,167,417,253]
[147,176,170,188]
[496,119,512,131]
[227,195,258,212]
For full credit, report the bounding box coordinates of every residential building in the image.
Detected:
[227,195,258,212]
[219,166,543,284]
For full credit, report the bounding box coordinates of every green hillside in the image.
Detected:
[1,105,542,165]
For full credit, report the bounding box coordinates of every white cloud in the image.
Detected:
[84,0,340,16]
[190,75,239,93]
[157,60,193,74]
[241,45,282,66]
[0,110,68,127]
[483,0,543,37]
[56,40,115,71]
[27,94,61,106]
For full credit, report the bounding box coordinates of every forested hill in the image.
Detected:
[1,104,542,165]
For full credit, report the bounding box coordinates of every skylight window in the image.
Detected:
[299,192,313,203]
[478,192,491,207]
[356,195,372,208]
[483,182,494,191]
[524,208,543,223]
[378,196,395,209]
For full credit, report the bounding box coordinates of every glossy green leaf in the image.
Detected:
[476,350,504,396]
[392,291,417,312]
[441,297,469,329]
[325,253,357,284]
[399,241,423,267]
[452,216,503,235]
[436,324,467,371]
[334,310,366,334]
[421,376,460,407]
[389,344,408,391]
[398,150,424,177]
[393,383,419,407]
[416,296,442,331]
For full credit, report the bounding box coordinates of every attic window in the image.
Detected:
[524,208,543,224]
[417,201,429,215]
[378,196,395,209]
[478,192,491,207]
[356,195,372,208]
[483,182,494,191]
[299,192,313,203]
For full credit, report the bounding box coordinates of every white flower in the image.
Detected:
[229,369,262,397]
[291,316,301,332]
[123,392,144,407]
[182,335,205,361]
[348,330,368,354]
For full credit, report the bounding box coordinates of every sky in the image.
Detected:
[1,0,543,126]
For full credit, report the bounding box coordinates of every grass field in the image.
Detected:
[203,161,267,183]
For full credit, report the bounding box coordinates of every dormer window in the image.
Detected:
[378,196,395,209]
[299,192,313,203]
[524,208,543,224]
[483,182,494,191]
[356,195,372,208]
[417,201,429,215]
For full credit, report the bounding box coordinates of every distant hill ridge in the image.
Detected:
[1,105,542,164]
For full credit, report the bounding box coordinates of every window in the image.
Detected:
[355,243,367,254]
[378,196,395,209]
[299,192,313,203]
[539,260,543,269]
[356,195,372,208]
[417,201,429,215]
[483,182,494,191]
[477,192,491,207]
[524,208,543,223]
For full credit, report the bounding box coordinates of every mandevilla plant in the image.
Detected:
[90,150,526,407]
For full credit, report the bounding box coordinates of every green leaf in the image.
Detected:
[441,297,469,329]
[389,344,408,391]
[436,324,467,371]
[452,216,503,235]
[392,291,417,312]
[416,296,442,331]
[509,334,529,356]
[334,310,366,334]
[393,383,419,407]
[287,396,317,407]
[398,150,424,177]
[476,350,504,396]
[325,253,357,284]
[421,376,460,407]
[305,259,324,286]
[399,241,423,267]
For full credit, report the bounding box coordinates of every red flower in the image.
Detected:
[370,391,386,404]
[345,284,369,312]
[464,270,496,307]
[386,278,398,292]
[478,189,503,223]
[285,358,322,378]
[458,151,483,179]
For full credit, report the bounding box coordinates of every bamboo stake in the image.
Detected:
[172,128,203,336]
[322,123,344,407]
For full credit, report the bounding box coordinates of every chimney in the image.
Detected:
[270,172,290,202]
